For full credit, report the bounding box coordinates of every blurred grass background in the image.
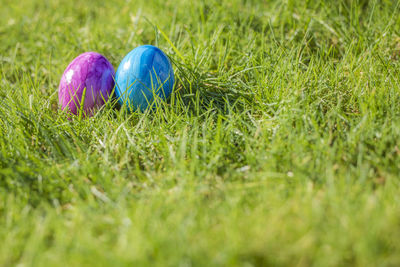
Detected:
[1,0,400,266]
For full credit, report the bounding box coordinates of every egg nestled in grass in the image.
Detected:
[115,45,174,111]
[58,52,115,117]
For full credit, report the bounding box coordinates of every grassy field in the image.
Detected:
[1,0,400,266]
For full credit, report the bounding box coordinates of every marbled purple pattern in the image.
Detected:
[58,52,115,116]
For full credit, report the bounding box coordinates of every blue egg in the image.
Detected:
[115,45,175,111]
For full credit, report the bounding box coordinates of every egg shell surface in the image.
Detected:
[58,52,115,116]
[115,45,174,111]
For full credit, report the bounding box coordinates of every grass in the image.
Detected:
[1,0,400,266]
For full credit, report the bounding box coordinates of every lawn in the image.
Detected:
[1,0,400,266]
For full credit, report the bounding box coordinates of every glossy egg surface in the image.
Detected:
[115,45,174,111]
[58,52,115,116]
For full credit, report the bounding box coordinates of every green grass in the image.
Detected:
[1,0,400,266]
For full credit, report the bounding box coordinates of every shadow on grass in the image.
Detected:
[169,58,257,116]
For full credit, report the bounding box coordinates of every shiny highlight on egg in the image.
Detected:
[114,45,174,111]
[58,52,115,117]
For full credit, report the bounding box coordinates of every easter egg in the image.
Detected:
[58,52,115,117]
[115,45,174,111]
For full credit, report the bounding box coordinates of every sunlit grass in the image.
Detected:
[0,0,400,266]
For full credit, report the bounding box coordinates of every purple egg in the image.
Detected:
[58,52,115,117]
